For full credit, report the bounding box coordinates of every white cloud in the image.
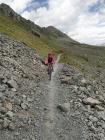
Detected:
[10,0,33,13]
[0,0,33,13]
[0,0,105,45]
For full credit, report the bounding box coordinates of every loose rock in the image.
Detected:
[57,102,70,112]
[6,111,14,118]
[7,79,18,89]
[83,97,101,106]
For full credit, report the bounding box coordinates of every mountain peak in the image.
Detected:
[46,26,58,30]
[0,3,14,14]
[45,26,69,38]
[44,26,78,43]
[0,3,10,8]
[0,3,21,20]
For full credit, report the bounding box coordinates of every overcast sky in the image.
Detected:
[0,0,105,45]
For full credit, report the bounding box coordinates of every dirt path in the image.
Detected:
[42,55,88,140]
[42,55,62,140]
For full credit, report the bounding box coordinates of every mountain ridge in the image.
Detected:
[0,3,78,44]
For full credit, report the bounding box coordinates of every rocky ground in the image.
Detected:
[0,34,105,140]
[0,34,49,140]
[42,64,105,140]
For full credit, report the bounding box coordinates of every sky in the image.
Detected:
[0,0,105,45]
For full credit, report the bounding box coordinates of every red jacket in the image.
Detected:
[44,56,56,65]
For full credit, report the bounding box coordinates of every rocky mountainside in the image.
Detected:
[0,3,41,32]
[0,34,105,140]
[0,3,21,20]
[0,34,48,139]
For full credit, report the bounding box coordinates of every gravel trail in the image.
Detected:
[42,56,88,140]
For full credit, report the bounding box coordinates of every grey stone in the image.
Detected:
[0,92,5,101]
[21,103,28,110]
[57,103,70,112]
[86,105,91,112]
[0,92,3,99]
[61,76,71,84]
[22,95,26,98]
[3,101,13,111]
[2,78,7,84]
[14,98,21,105]
[6,111,14,118]
[27,97,33,102]
[98,112,105,121]
[11,88,17,92]
[0,107,7,114]
[83,97,101,106]
[96,133,105,140]
[2,118,10,129]
[87,121,93,127]
[9,122,15,130]
[81,78,87,86]
[102,124,105,129]
[79,86,86,92]
[14,132,20,136]
[89,116,98,122]
[89,125,96,132]
[0,85,6,92]
[87,85,92,91]
[96,91,99,95]
[97,121,102,127]
[7,79,18,89]
[95,105,104,111]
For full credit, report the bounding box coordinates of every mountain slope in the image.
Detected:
[0,3,105,80]
[0,3,53,56]
[0,3,78,53]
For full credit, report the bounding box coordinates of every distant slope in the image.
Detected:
[42,26,78,43]
[0,3,105,79]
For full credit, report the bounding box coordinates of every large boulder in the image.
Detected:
[83,97,101,106]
